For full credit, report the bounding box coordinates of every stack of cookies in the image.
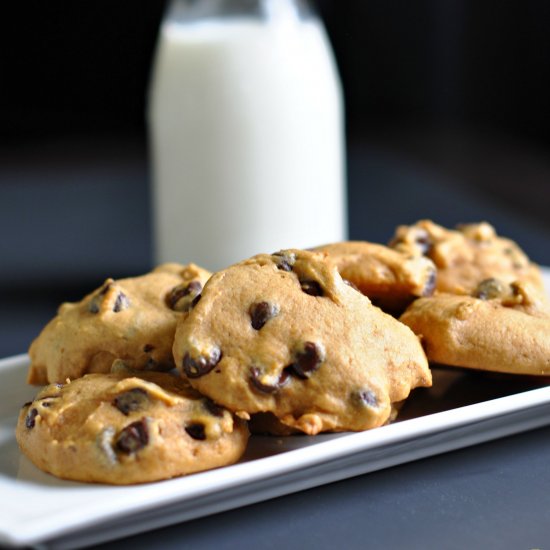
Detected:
[15,220,549,485]
[390,221,550,375]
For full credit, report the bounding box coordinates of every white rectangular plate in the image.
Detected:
[2,270,550,549]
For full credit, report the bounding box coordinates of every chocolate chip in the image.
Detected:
[356,389,378,408]
[473,278,505,300]
[166,281,203,312]
[422,268,437,296]
[183,348,222,378]
[113,388,149,415]
[191,293,202,308]
[273,251,296,272]
[113,291,130,312]
[22,401,32,408]
[300,279,324,297]
[290,342,324,379]
[185,423,206,440]
[414,230,432,255]
[249,301,279,330]
[115,419,149,454]
[392,230,433,255]
[203,398,224,417]
[249,367,291,393]
[25,408,38,429]
[143,344,155,353]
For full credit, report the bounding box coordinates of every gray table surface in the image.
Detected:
[1,136,550,549]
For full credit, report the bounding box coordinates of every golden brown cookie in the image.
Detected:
[28,263,211,385]
[173,249,431,435]
[399,278,550,375]
[313,241,436,313]
[16,371,248,484]
[389,220,543,295]
[248,402,403,436]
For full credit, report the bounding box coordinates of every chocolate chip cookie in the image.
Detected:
[399,278,550,375]
[173,249,431,435]
[389,220,543,295]
[28,263,211,385]
[314,241,436,313]
[16,371,248,484]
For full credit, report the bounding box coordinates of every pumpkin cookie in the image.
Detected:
[16,371,248,484]
[28,263,211,385]
[314,241,436,313]
[173,249,431,435]
[248,402,403,436]
[399,278,550,375]
[389,220,543,295]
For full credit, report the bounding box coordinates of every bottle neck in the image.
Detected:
[167,0,316,24]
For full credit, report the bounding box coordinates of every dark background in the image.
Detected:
[1,0,550,354]
[3,2,550,147]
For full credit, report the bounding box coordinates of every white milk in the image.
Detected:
[148,15,346,271]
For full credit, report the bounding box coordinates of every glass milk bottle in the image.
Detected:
[148,0,346,271]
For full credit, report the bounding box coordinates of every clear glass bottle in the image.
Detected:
[148,0,346,271]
